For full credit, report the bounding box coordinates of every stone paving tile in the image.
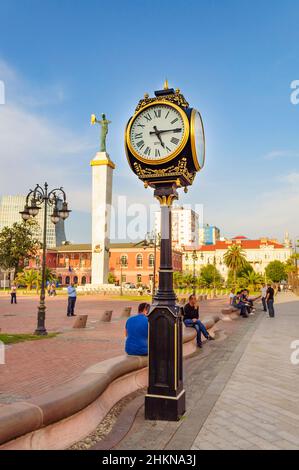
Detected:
[116,307,261,450]
[0,295,228,403]
[192,293,299,451]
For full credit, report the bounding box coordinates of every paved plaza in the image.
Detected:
[0,294,227,405]
[109,292,299,450]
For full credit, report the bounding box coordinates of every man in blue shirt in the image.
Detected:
[125,303,150,356]
[67,283,77,317]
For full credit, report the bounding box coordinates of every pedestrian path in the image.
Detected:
[192,292,299,450]
[115,292,299,450]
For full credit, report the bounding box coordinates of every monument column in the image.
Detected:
[90,113,115,286]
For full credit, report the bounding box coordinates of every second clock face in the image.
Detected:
[128,103,188,162]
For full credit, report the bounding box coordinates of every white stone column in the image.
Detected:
[90,152,115,286]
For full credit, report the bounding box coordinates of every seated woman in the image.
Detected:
[183,294,214,348]
[125,302,150,356]
[232,291,248,317]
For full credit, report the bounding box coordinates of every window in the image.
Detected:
[81,276,87,285]
[137,274,142,283]
[65,276,70,285]
[136,254,143,267]
[149,254,154,267]
[73,276,78,284]
[120,255,128,267]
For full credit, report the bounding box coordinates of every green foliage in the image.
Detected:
[223,245,247,287]
[265,260,287,283]
[200,264,222,287]
[16,267,56,291]
[0,333,58,344]
[0,221,40,274]
[240,271,264,289]
[108,272,116,284]
[16,269,40,290]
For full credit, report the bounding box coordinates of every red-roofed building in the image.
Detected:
[183,235,293,280]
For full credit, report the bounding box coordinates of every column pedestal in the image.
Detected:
[90,152,115,286]
[145,185,185,421]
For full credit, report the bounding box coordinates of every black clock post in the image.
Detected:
[125,82,205,421]
[144,184,185,421]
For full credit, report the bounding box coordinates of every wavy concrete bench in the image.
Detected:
[0,316,220,450]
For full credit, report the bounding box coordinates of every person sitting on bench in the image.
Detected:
[183,295,214,348]
[125,302,150,356]
[232,291,248,318]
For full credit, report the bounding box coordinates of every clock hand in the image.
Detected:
[149,128,182,135]
[152,125,165,148]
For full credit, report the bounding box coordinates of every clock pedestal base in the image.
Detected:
[145,390,186,421]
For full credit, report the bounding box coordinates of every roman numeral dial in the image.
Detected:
[128,103,188,162]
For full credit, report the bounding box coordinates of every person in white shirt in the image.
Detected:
[261,284,267,312]
[229,289,235,305]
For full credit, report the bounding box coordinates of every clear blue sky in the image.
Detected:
[0,0,298,243]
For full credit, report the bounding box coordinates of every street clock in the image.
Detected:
[125,81,205,189]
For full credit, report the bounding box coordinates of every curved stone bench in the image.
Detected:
[0,317,219,450]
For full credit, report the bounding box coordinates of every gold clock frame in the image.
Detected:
[190,108,205,171]
[126,100,190,165]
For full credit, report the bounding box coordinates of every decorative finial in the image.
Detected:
[144,93,149,99]
[164,79,169,90]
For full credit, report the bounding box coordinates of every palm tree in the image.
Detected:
[241,271,263,290]
[223,245,247,288]
[16,269,39,291]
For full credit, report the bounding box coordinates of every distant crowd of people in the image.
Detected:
[229,283,275,318]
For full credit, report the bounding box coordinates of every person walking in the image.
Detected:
[67,283,77,317]
[261,284,267,312]
[266,283,275,318]
[10,284,17,304]
[183,294,214,348]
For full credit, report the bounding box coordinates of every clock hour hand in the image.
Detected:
[152,125,165,148]
[149,128,182,135]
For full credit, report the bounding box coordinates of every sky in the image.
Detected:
[0,0,299,244]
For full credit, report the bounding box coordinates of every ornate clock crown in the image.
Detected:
[134,80,189,113]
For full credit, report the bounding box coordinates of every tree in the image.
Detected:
[16,269,39,291]
[0,221,40,276]
[223,245,247,287]
[200,264,222,288]
[241,271,263,290]
[108,272,116,284]
[265,260,287,283]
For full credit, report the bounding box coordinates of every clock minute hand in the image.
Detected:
[150,128,182,135]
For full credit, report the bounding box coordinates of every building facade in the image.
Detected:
[198,224,221,245]
[183,235,293,280]
[28,241,182,287]
[154,205,199,250]
[0,195,66,248]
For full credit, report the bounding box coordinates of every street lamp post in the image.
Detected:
[185,250,198,296]
[116,257,125,295]
[20,183,71,335]
[145,231,161,300]
[213,255,217,297]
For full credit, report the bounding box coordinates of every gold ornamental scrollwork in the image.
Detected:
[133,158,195,184]
[135,89,189,113]
[155,193,178,207]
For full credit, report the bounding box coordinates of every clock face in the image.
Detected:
[127,102,189,163]
[191,109,205,170]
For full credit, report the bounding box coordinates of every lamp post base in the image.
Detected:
[145,390,186,421]
[35,304,48,336]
